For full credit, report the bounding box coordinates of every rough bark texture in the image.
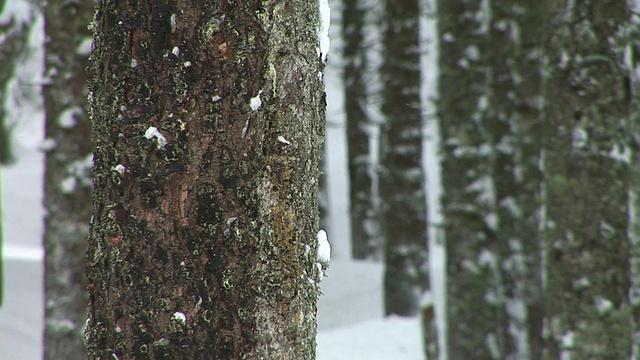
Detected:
[542,1,633,358]
[43,0,94,358]
[380,0,430,317]
[85,1,326,359]
[343,0,379,260]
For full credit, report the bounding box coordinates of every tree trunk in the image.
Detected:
[541,1,633,358]
[85,1,326,359]
[0,0,32,164]
[42,0,94,358]
[485,2,546,359]
[343,0,381,260]
[628,2,640,355]
[438,0,504,358]
[380,0,430,317]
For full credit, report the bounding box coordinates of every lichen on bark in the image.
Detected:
[85,1,326,359]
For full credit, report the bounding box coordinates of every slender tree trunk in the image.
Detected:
[85,1,326,359]
[42,0,94,358]
[485,2,545,359]
[542,1,633,358]
[343,0,380,260]
[628,2,640,355]
[438,0,504,358]
[380,0,430,317]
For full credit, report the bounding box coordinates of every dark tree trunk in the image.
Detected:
[628,2,640,355]
[438,0,503,358]
[85,1,326,359]
[484,2,546,359]
[380,0,430,317]
[41,0,94,357]
[541,1,633,358]
[42,0,95,358]
[343,0,380,260]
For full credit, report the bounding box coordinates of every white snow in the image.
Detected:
[112,164,126,176]
[76,37,92,56]
[57,106,81,129]
[3,243,43,261]
[59,176,77,194]
[317,229,331,264]
[170,14,177,32]
[249,91,262,111]
[277,135,291,145]
[594,296,614,314]
[318,0,331,62]
[171,311,186,324]
[144,126,167,149]
[317,315,423,360]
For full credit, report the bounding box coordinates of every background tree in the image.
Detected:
[483,1,545,358]
[541,1,634,358]
[42,0,94,358]
[627,2,640,355]
[85,1,326,358]
[379,0,430,317]
[437,0,504,357]
[343,0,381,260]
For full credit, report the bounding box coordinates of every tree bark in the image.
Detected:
[42,0,94,358]
[542,1,633,358]
[438,0,504,358]
[380,0,430,317]
[485,2,545,359]
[343,0,380,260]
[628,2,640,355]
[85,1,326,359]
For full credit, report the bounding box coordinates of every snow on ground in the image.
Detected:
[318,316,423,360]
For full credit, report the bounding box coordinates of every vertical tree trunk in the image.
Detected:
[485,2,545,359]
[85,1,326,359]
[42,0,94,358]
[542,1,633,358]
[438,0,504,358]
[380,0,430,317]
[343,0,380,260]
[628,2,640,355]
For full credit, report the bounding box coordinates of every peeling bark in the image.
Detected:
[85,1,326,359]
